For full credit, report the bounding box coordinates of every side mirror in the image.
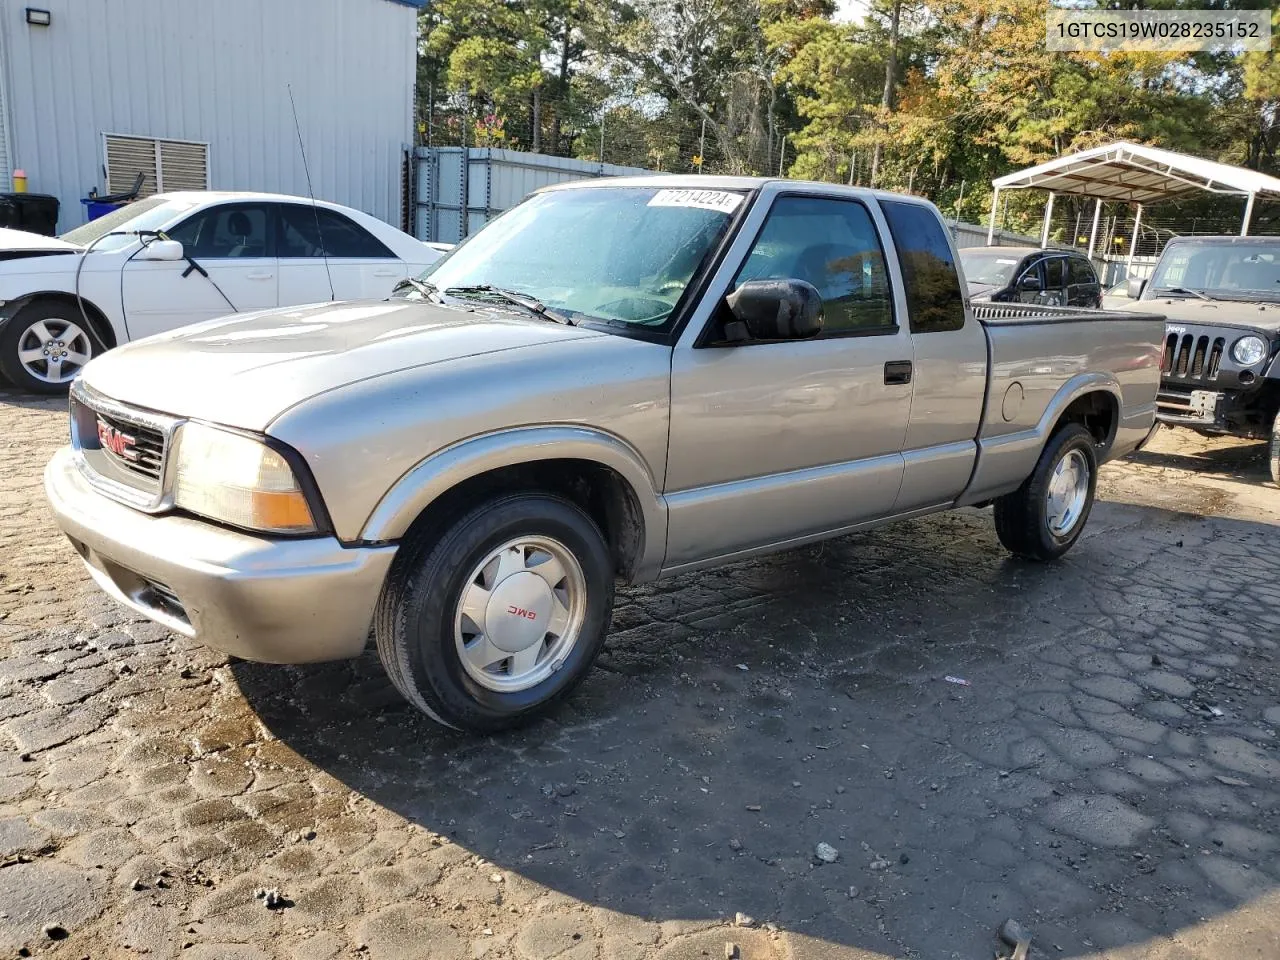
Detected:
[1017,273,1042,292]
[1127,277,1147,299]
[138,239,184,262]
[724,279,823,341]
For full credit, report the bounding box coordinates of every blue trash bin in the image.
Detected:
[81,198,121,221]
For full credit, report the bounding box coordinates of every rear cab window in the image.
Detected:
[878,200,966,333]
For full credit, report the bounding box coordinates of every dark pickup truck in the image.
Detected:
[1121,236,1280,484]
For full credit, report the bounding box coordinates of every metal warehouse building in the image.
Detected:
[0,0,423,230]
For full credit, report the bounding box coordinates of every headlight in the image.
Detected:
[172,422,317,534]
[1231,335,1267,366]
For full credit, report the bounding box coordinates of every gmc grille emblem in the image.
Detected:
[507,605,537,621]
[97,419,139,462]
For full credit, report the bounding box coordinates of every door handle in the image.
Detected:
[884,360,913,385]
[373,269,399,277]
[246,271,274,280]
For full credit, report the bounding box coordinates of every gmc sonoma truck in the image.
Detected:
[1118,236,1280,484]
[45,177,1165,732]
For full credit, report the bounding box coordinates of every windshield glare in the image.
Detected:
[960,251,1021,287]
[1151,241,1280,300]
[59,197,195,252]
[413,187,742,328]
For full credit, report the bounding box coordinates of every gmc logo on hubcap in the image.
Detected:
[96,419,138,462]
[507,605,537,621]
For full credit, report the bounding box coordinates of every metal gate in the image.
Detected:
[408,147,649,243]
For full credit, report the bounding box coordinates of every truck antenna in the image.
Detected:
[288,83,334,301]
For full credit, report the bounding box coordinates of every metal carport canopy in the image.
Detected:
[986,140,1280,248]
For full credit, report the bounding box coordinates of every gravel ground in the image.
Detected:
[1,389,1279,960]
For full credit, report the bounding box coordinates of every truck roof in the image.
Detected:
[539,174,941,208]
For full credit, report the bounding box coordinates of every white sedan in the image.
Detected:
[0,192,443,392]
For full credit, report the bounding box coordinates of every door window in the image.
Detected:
[732,195,895,335]
[166,203,273,258]
[1044,256,1066,291]
[277,205,394,259]
[1068,257,1096,285]
[878,199,966,333]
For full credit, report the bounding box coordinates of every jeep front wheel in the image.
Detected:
[374,493,614,732]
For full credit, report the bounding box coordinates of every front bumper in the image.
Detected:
[45,446,397,663]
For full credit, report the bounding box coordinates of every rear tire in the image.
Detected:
[374,493,615,732]
[994,423,1098,561]
[1269,410,1280,487]
[0,299,98,394]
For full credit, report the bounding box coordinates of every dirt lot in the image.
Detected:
[1,389,1279,960]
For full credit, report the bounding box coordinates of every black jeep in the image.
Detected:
[1122,236,1280,484]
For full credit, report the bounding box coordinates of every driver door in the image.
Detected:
[121,202,279,340]
[663,192,914,570]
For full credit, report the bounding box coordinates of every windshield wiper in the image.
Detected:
[1164,286,1216,302]
[393,277,440,301]
[444,285,574,325]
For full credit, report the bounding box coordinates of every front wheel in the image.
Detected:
[0,300,97,393]
[993,423,1098,561]
[374,493,615,732]
[1269,410,1280,487]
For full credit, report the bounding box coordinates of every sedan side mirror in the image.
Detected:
[137,239,185,262]
[724,279,824,342]
[1127,277,1147,299]
[1017,273,1042,292]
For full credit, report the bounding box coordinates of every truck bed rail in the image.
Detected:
[973,302,1165,325]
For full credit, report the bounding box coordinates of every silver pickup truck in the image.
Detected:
[46,177,1165,732]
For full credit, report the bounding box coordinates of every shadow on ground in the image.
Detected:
[233,501,1280,959]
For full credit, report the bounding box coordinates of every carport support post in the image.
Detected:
[1241,192,1256,236]
[1086,197,1102,259]
[986,186,1000,245]
[1127,203,1144,272]
[1040,191,1055,247]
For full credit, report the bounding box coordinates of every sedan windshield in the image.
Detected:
[59,197,197,252]
[959,250,1022,287]
[410,186,743,329]
[1150,241,1280,302]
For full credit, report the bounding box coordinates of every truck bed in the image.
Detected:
[960,302,1166,504]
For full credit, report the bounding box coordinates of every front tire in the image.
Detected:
[374,493,615,732]
[994,423,1098,561]
[0,300,97,394]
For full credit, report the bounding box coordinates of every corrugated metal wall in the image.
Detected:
[413,147,650,242]
[0,10,11,193]
[0,0,416,229]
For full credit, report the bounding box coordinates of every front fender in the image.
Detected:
[359,425,668,581]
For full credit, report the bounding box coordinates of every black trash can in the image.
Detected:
[0,193,60,235]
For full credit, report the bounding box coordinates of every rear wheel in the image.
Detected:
[374,493,614,732]
[0,299,97,394]
[994,423,1098,561]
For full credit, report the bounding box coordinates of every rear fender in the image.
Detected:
[959,374,1124,505]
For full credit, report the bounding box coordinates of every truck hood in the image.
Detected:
[1120,296,1280,334]
[80,299,602,431]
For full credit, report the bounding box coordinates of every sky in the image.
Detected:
[834,0,870,23]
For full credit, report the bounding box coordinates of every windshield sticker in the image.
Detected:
[647,189,743,214]
[996,258,1018,264]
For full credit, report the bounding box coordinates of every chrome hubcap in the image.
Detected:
[17,318,92,384]
[454,536,586,693]
[1046,448,1090,537]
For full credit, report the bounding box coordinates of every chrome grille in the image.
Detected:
[69,382,180,510]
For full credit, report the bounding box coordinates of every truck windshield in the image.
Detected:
[959,249,1022,287]
[410,186,744,329]
[1149,241,1280,302]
